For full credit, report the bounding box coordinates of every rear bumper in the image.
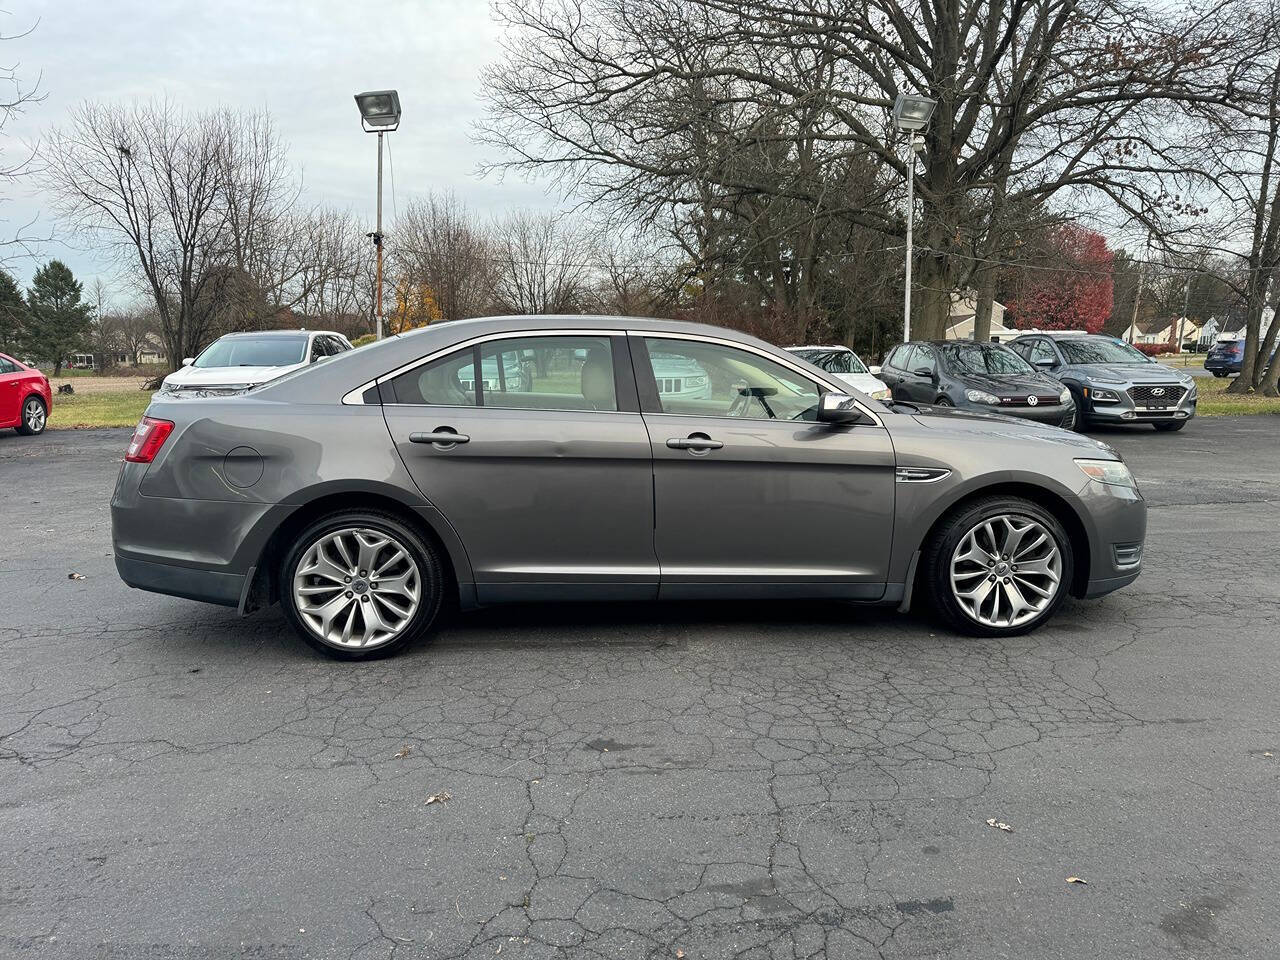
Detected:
[115,554,245,608]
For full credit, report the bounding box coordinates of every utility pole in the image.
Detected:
[1126,233,1152,344]
[1176,271,1192,354]
[903,130,917,342]
[374,130,384,341]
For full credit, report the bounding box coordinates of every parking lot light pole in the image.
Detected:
[354,90,403,340]
[893,93,936,343]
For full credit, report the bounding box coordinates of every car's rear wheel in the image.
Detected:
[1152,420,1187,432]
[921,496,1073,637]
[279,510,445,660]
[934,395,953,406]
[15,396,46,435]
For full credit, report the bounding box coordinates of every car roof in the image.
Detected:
[1012,331,1092,339]
[218,329,333,339]
[786,345,852,351]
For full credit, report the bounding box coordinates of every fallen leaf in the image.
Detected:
[1066,876,1088,885]
[68,573,86,580]
[394,746,413,759]
[677,952,685,959]
[1264,752,1274,758]
[985,818,1014,832]
[425,792,452,805]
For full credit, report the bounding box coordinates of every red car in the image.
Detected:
[0,353,52,435]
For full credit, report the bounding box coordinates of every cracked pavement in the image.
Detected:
[1,418,1278,959]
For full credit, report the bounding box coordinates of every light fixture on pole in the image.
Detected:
[354,89,402,340]
[893,92,936,343]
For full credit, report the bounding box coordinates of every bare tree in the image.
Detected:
[488,210,592,314]
[393,192,497,320]
[481,0,1239,340]
[42,101,241,367]
[1,13,45,261]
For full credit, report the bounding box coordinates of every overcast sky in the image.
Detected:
[2,0,556,301]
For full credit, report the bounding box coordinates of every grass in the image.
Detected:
[49,389,154,429]
[1194,375,1280,416]
[1157,354,1206,370]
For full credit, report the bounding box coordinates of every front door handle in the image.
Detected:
[667,434,723,452]
[409,429,470,446]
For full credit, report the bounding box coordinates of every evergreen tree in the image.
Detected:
[0,269,27,356]
[25,260,95,375]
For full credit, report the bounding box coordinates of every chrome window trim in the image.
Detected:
[630,329,884,427]
[343,327,623,407]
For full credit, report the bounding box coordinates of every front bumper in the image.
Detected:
[1082,384,1197,423]
[1075,477,1147,599]
[976,401,1075,428]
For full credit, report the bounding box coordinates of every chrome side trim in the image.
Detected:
[895,467,951,483]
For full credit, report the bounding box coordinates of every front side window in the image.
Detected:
[194,336,309,369]
[382,335,617,411]
[643,338,820,421]
[1027,339,1057,365]
[910,345,937,375]
[0,357,17,374]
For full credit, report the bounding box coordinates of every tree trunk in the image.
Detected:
[53,360,63,376]
[912,252,952,340]
[973,266,997,342]
[1226,281,1266,393]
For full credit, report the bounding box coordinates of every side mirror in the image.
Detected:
[913,366,936,379]
[869,365,882,376]
[817,392,866,425]
[181,357,194,367]
[1034,358,1057,368]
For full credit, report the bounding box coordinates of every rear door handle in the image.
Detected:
[409,430,470,445]
[667,435,723,452]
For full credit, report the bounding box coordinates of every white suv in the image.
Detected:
[161,330,353,395]
[786,346,891,401]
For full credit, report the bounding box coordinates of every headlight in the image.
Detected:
[869,387,891,400]
[1059,387,1071,404]
[965,389,1001,404]
[1076,458,1136,488]
[1088,386,1121,402]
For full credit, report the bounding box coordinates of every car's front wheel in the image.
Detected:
[280,510,445,660]
[921,496,1073,637]
[15,396,47,435]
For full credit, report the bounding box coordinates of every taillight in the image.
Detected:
[125,416,175,463]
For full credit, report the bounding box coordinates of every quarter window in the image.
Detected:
[641,337,820,421]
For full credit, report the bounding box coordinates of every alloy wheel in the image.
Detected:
[24,399,46,433]
[292,527,421,649]
[949,514,1062,628]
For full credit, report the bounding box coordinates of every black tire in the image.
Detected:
[1068,393,1085,432]
[279,509,446,660]
[1213,371,1227,378]
[920,495,1074,637]
[934,395,953,406]
[1152,420,1186,432]
[14,395,46,435]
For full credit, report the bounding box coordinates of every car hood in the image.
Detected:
[954,371,1062,395]
[1065,362,1193,385]
[833,372,889,394]
[161,362,305,389]
[894,401,1119,455]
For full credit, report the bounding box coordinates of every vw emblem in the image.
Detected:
[1026,395,1039,406]
[1152,387,1165,396]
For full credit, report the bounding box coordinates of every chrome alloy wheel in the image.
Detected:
[292,527,421,649]
[949,514,1063,628]
[25,398,46,433]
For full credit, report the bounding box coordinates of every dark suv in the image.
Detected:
[877,340,1075,427]
[1008,333,1196,431]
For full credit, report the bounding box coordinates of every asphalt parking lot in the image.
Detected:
[2,417,1278,960]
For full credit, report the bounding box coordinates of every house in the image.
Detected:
[945,293,1021,342]
[1133,318,1173,345]
[1209,307,1274,344]
[112,334,168,367]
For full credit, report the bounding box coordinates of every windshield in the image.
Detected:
[795,349,869,375]
[1057,337,1151,365]
[194,336,309,368]
[941,342,1034,375]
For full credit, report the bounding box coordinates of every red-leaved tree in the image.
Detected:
[1006,225,1115,333]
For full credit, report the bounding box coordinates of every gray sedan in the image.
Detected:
[111,316,1146,659]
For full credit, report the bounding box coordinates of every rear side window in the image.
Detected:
[885,345,910,369]
[381,335,618,411]
[0,357,17,374]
